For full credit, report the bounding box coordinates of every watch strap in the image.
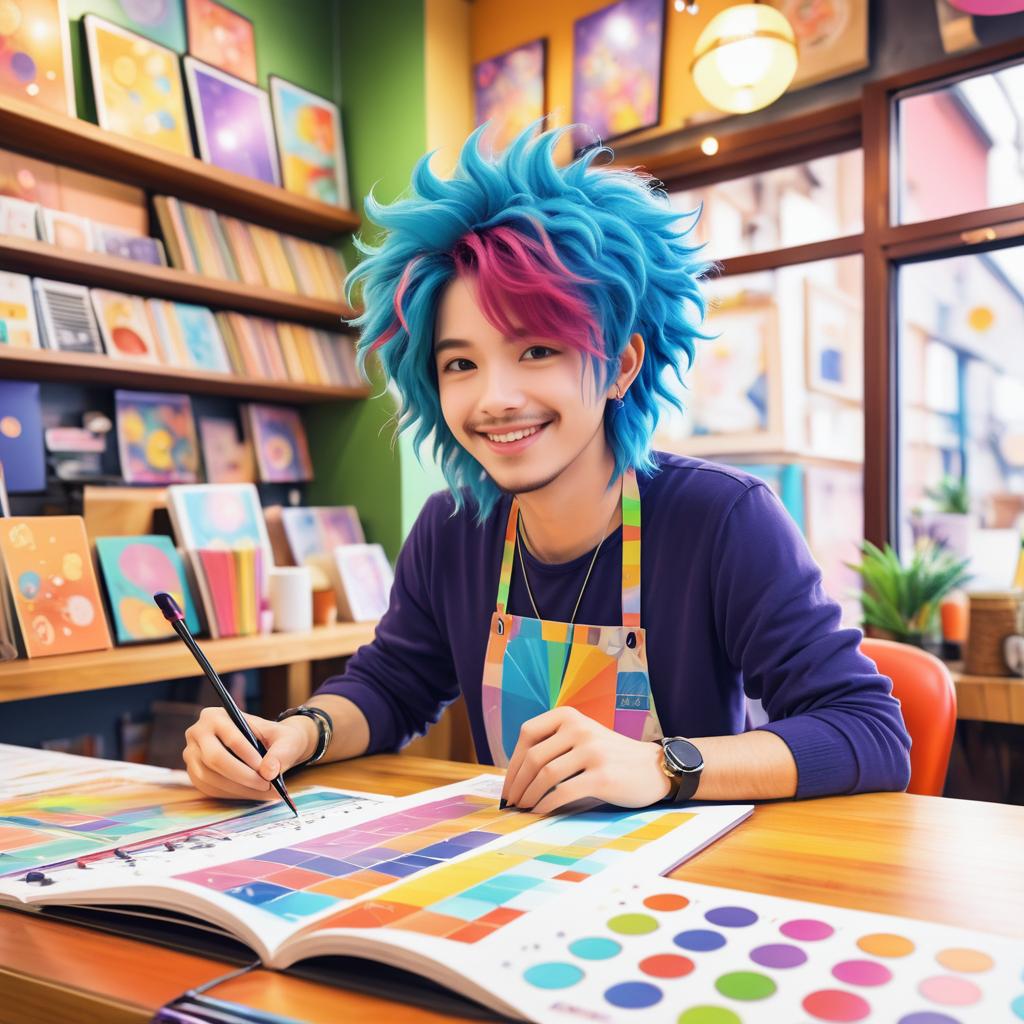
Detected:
[657,737,703,803]
[277,705,333,767]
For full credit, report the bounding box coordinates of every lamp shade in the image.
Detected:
[945,0,1024,13]
[691,4,798,114]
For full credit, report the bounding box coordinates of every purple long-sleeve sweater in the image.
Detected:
[315,453,911,798]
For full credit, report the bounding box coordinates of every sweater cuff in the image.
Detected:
[757,716,858,799]
[313,677,398,756]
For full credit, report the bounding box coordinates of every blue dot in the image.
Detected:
[1011,994,1024,1020]
[18,571,40,599]
[158,110,177,130]
[523,962,584,990]
[674,929,727,952]
[604,981,662,1009]
[154,75,171,93]
[705,905,758,928]
[569,937,621,960]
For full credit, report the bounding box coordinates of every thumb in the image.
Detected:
[258,723,309,779]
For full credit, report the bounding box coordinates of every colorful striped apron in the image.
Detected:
[480,469,663,767]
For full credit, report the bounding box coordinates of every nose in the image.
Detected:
[477,367,527,420]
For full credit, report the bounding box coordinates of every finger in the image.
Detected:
[193,729,270,792]
[531,771,603,816]
[502,709,568,801]
[189,763,271,801]
[516,749,587,811]
[505,731,577,807]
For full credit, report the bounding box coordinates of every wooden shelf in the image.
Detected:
[0,346,370,402]
[0,236,357,328]
[0,621,377,702]
[948,662,1024,726]
[0,94,359,241]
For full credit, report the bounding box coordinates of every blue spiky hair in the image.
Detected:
[346,122,709,521]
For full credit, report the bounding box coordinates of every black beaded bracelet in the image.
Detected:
[277,705,334,767]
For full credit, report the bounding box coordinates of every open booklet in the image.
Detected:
[0,772,753,1021]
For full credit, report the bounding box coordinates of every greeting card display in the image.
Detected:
[243,403,313,483]
[33,278,104,354]
[198,417,255,483]
[186,0,257,83]
[0,0,75,116]
[91,290,163,364]
[0,272,41,349]
[0,382,45,492]
[115,390,199,485]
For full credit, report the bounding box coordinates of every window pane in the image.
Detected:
[668,150,862,261]
[896,63,1024,224]
[897,246,1024,590]
[655,256,864,624]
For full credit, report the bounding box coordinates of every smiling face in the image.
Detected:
[435,275,613,497]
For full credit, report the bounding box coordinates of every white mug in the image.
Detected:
[269,566,313,633]
[1005,634,1024,677]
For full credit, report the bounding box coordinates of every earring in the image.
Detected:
[613,385,625,411]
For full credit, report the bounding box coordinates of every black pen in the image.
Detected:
[153,592,299,818]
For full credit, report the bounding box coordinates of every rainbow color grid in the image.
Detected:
[504,876,1023,1023]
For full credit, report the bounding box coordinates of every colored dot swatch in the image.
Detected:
[898,1013,963,1024]
[935,948,994,973]
[714,970,776,1001]
[644,892,690,912]
[749,943,808,969]
[677,1008,742,1024]
[640,954,694,978]
[1012,994,1024,1019]
[918,975,981,1006]
[832,959,893,987]
[569,937,621,960]
[605,981,662,1008]
[674,929,727,952]
[802,988,871,1022]
[780,918,835,941]
[705,906,758,928]
[857,933,915,958]
[608,913,659,935]
[523,962,583,990]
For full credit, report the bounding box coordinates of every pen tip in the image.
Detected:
[498,798,508,810]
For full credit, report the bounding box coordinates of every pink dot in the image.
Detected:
[803,989,871,1022]
[832,960,893,987]
[780,918,835,941]
[918,975,982,1006]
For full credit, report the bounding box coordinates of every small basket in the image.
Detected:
[965,591,1024,677]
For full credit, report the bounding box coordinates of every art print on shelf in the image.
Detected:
[91,224,167,266]
[571,0,665,151]
[167,483,271,561]
[198,416,255,483]
[95,535,199,644]
[115,390,199,485]
[243,403,313,483]
[333,543,393,622]
[33,278,104,354]
[184,56,280,185]
[316,506,364,549]
[83,14,193,158]
[186,0,257,84]
[172,302,231,373]
[768,0,869,89]
[269,76,349,207]
[473,39,546,156]
[0,272,41,349]
[0,0,76,116]
[804,279,863,402]
[38,207,93,251]
[0,196,40,240]
[91,290,163,364]
[115,0,187,51]
[0,516,112,658]
[0,381,45,492]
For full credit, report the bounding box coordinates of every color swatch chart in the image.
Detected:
[310,807,697,944]
[175,792,535,923]
[502,876,1024,1024]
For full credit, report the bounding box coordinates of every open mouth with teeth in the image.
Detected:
[478,421,552,450]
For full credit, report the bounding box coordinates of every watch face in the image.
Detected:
[664,737,703,773]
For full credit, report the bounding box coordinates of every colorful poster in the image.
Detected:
[0,272,41,349]
[173,303,231,373]
[186,0,257,83]
[572,0,665,150]
[0,516,112,657]
[0,382,45,492]
[473,39,546,155]
[95,535,199,643]
[115,390,199,485]
[167,483,271,558]
[244,403,313,483]
[0,0,76,116]
[315,506,364,550]
[83,15,193,158]
[199,416,255,483]
[91,290,163,364]
[270,75,349,207]
[184,56,280,185]
[115,0,187,51]
[333,543,393,622]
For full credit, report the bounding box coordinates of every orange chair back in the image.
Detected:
[860,638,957,797]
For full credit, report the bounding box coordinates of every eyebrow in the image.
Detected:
[434,338,473,357]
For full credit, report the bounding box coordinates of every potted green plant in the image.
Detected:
[910,475,973,559]
[846,539,973,648]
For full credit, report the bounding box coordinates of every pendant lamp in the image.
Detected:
[691,2,798,115]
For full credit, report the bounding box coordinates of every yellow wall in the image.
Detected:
[426,0,474,175]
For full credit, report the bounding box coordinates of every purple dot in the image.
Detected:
[750,943,808,969]
[604,981,662,1009]
[898,1014,963,1024]
[674,929,726,952]
[833,959,893,987]
[10,51,37,84]
[705,905,758,928]
[780,918,835,941]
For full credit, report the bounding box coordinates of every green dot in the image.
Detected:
[569,936,621,960]
[607,913,659,935]
[523,962,584,990]
[714,971,777,1001]
[677,1007,742,1024]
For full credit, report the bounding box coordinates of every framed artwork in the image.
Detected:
[768,0,869,90]
[33,278,104,354]
[95,535,200,644]
[315,506,365,549]
[0,516,112,658]
[37,208,92,251]
[473,38,546,155]
[83,14,193,158]
[115,389,199,484]
[91,224,166,265]
[332,544,393,622]
[184,56,280,185]
[185,0,257,83]
[243,403,313,483]
[115,0,187,51]
[0,272,41,349]
[0,197,40,240]
[198,416,255,483]
[269,76,349,208]
[0,0,75,116]
[0,381,45,492]
[654,297,785,456]
[571,0,665,151]
[804,279,863,402]
[91,290,163,364]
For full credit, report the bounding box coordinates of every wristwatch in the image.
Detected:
[657,736,704,803]
[277,705,334,767]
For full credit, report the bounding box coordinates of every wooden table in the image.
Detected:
[1,755,1022,1024]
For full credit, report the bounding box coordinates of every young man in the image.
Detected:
[184,126,911,812]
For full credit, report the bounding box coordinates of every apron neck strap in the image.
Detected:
[495,469,641,623]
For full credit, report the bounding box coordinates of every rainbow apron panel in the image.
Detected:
[481,469,663,768]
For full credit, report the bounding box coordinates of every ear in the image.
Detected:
[608,333,645,400]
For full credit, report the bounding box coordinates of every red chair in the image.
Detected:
[860,637,957,797]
